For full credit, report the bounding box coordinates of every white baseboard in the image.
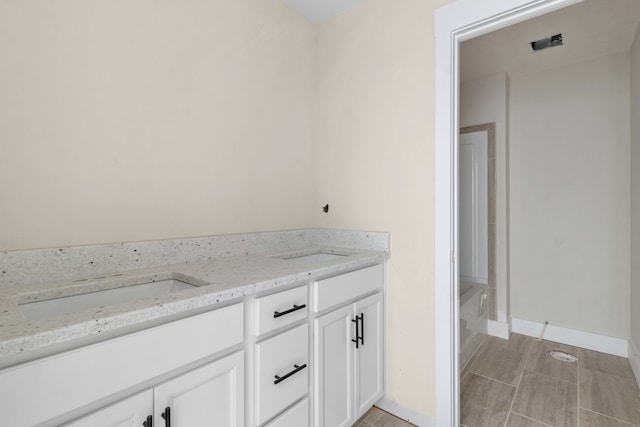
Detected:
[510,318,628,357]
[629,339,640,391]
[375,397,434,427]
[488,320,510,339]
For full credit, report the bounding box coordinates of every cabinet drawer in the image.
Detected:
[264,398,309,427]
[255,324,309,425]
[313,264,383,313]
[254,286,308,336]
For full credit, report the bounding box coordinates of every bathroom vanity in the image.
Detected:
[0,230,388,427]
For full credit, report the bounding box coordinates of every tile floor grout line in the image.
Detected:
[510,410,555,427]
[579,407,640,427]
[579,364,640,383]
[503,349,529,427]
[465,335,488,374]
[578,351,639,382]
[467,371,519,389]
[463,334,640,427]
[522,364,579,385]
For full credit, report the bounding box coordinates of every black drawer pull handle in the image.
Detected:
[273,304,306,318]
[274,363,307,384]
[143,415,153,427]
[352,316,360,349]
[161,407,170,427]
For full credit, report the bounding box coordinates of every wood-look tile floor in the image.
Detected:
[461,334,640,427]
[354,407,416,427]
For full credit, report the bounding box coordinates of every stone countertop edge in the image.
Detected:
[0,246,388,365]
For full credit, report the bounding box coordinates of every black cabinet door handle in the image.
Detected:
[274,363,307,384]
[360,312,365,346]
[161,407,170,427]
[352,316,360,349]
[273,304,306,318]
[143,415,153,427]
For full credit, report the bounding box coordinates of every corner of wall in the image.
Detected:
[630,339,640,390]
[630,10,640,377]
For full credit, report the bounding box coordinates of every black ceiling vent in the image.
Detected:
[530,33,563,51]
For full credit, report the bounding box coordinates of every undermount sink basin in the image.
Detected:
[18,278,198,321]
[278,252,349,263]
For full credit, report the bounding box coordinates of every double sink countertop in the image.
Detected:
[0,229,389,367]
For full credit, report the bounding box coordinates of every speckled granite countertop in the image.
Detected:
[0,229,388,367]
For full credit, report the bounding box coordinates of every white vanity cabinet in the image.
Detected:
[0,303,244,427]
[312,265,384,427]
[65,351,244,427]
[0,259,385,427]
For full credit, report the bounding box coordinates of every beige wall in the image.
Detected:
[315,0,453,417]
[460,73,510,323]
[0,0,316,250]
[631,26,640,357]
[509,53,631,338]
[2,0,456,419]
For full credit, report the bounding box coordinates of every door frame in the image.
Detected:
[433,1,582,425]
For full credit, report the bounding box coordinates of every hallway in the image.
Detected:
[461,334,640,426]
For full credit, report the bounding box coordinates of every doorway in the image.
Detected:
[434,1,581,425]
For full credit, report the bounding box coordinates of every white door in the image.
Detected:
[459,130,488,284]
[154,351,244,427]
[313,305,355,427]
[63,390,153,427]
[354,293,384,418]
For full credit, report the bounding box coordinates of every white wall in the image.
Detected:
[509,53,631,338]
[630,25,640,378]
[314,0,454,417]
[460,73,510,323]
[0,0,316,251]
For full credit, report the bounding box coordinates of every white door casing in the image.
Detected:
[434,0,582,425]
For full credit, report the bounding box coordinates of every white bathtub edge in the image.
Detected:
[511,317,628,357]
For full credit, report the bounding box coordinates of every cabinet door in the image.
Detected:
[313,305,355,427]
[63,390,153,427]
[154,351,244,427]
[354,293,384,419]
